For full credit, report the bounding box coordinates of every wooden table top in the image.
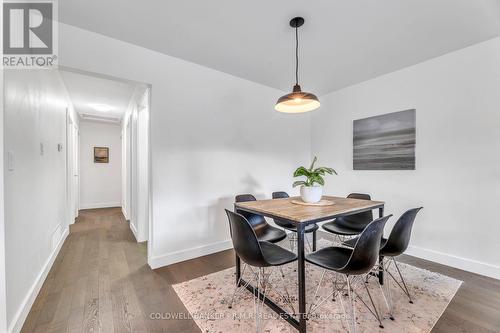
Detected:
[235,196,384,223]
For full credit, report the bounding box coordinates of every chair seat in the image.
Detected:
[255,225,287,243]
[342,237,388,252]
[283,223,319,234]
[274,219,296,230]
[322,220,365,236]
[305,247,352,271]
[260,242,298,266]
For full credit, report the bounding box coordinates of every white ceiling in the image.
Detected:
[60,0,500,95]
[60,70,138,121]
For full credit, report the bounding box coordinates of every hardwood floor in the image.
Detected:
[22,208,500,332]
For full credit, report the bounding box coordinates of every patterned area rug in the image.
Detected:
[173,240,461,332]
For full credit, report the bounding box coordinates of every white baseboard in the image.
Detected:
[122,207,129,220]
[129,221,138,241]
[407,245,500,280]
[8,227,69,333]
[129,222,148,243]
[79,202,121,210]
[149,239,233,269]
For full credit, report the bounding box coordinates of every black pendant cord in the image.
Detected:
[295,25,299,86]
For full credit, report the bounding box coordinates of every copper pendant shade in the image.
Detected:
[275,17,320,113]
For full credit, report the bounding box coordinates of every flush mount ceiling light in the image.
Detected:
[89,103,113,112]
[275,17,320,113]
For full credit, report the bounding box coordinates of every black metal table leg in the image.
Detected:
[234,204,241,286]
[378,206,385,285]
[312,229,317,252]
[297,223,307,333]
[235,254,241,286]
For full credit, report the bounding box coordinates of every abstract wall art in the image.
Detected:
[94,147,109,163]
[353,109,416,170]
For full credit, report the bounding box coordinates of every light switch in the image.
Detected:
[7,151,14,171]
[40,143,44,155]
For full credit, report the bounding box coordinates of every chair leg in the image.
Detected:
[227,264,247,309]
[307,269,327,316]
[278,266,296,316]
[257,268,271,332]
[289,233,296,253]
[361,277,384,328]
[346,275,357,333]
[392,258,413,304]
[307,270,349,317]
[379,257,413,321]
[337,275,357,333]
[305,233,313,253]
[344,274,386,329]
[254,269,261,332]
[377,268,395,320]
[310,272,384,331]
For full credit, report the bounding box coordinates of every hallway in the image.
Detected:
[20,208,232,333]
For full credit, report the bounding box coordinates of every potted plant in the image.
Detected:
[293,156,337,203]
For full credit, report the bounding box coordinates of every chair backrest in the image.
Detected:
[235,194,268,230]
[334,193,374,231]
[382,207,423,256]
[272,191,289,199]
[225,209,266,267]
[271,191,294,228]
[340,215,391,275]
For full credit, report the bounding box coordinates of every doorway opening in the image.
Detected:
[61,68,151,246]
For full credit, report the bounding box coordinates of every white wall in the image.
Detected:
[0,2,8,328]
[122,89,150,242]
[79,121,122,209]
[311,37,500,279]
[136,93,150,243]
[59,23,311,268]
[4,69,73,332]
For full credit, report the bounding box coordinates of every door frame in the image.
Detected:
[60,66,152,263]
[66,109,79,224]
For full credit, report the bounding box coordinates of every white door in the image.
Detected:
[66,114,79,222]
[73,124,79,217]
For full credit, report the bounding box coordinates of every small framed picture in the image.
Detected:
[94,147,109,163]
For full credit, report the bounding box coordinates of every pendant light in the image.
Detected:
[275,17,320,113]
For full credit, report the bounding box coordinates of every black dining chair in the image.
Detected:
[225,210,297,330]
[272,191,319,252]
[306,215,392,331]
[321,193,373,244]
[235,194,287,243]
[342,207,423,320]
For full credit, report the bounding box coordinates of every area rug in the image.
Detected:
[173,240,461,332]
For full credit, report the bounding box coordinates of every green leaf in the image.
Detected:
[293,166,310,178]
[309,156,318,171]
[311,175,325,186]
[293,156,337,188]
[314,167,337,175]
[292,181,306,187]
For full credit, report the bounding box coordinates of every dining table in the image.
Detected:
[234,195,385,333]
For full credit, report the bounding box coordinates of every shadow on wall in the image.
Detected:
[241,173,261,195]
[206,173,268,240]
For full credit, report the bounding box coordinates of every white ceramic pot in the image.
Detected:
[300,185,323,203]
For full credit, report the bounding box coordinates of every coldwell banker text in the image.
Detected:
[2,1,58,68]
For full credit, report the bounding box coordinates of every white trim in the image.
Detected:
[8,227,69,333]
[129,221,138,241]
[407,245,500,280]
[79,202,121,210]
[122,207,129,221]
[148,239,233,269]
